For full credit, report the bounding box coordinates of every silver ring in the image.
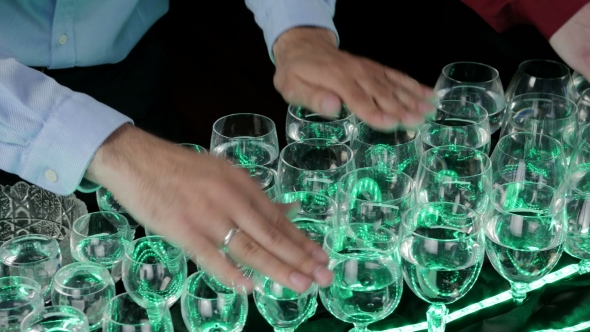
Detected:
[222,228,241,252]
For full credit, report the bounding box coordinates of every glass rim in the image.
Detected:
[0,276,42,312]
[352,121,421,146]
[400,202,483,241]
[418,145,492,179]
[183,271,247,300]
[103,292,167,327]
[287,104,355,124]
[71,211,130,238]
[490,181,565,216]
[21,305,88,328]
[495,132,564,161]
[564,164,590,196]
[272,191,337,207]
[517,59,571,79]
[212,113,277,140]
[0,234,59,266]
[428,99,490,126]
[52,261,112,293]
[508,92,577,120]
[279,140,355,172]
[233,163,278,175]
[337,167,414,203]
[442,61,500,84]
[124,235,183,264]
[175,143,208,152]
[323,224,398,256]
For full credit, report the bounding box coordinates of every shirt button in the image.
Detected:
[45,170,58,183]
[59,34,68,45]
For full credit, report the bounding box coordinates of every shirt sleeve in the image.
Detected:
[0,54,132,196]
[461,0,590,39]
[245,0,339,62]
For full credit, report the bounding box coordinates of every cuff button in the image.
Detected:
[45,170,58,183]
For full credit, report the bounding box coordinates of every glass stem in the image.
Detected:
[427,303,448,332]
[579,259,590,275]
[352,324,370,332]
[274,329,295,332]
[510,282,528,305]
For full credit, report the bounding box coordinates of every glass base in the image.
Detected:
[511,282,528,305]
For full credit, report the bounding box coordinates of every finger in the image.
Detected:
[384,68,435,101]
[280,78,342,118]
[370,74,429,126]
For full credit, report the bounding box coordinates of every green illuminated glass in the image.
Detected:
[562,164,590,274]
[350,122,422,177]
[181,271,248,332]
[486,182,566,305]
[286,104,357,144]
[490,132,566,189]
[102,292,173,332]
[234,164,279,199]
[569,123,590,168]
[420,100,491,154]
[505,59,575,102]
[210,113,280,169]
[337,167,414,235]
[400,202,484,332]
[320,224,403,332]
[0,276,43,332]
[122,236,187,307]
[21,305,89,332]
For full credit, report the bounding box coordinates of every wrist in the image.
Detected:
[273,27,338,65]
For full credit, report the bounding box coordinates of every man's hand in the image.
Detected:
[85,124,333,293]
[273,27,436,130]
[550,2,590,82]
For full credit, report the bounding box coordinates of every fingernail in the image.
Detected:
[313,266,333,286]
[290,271,312,291]
[312,249,329,263]
[320,95,341,117]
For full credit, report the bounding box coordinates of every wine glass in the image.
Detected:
[505,59,575,102]
[577,88,590,124]
[420,100,491,154]
[414,145,492,218]
[319,224,403,332]
[20,306,89,332]
[0,276,44,332]
[278,140,355,198]
[51,262,116,330]
[0,234,61,302]
[71,212,132,282]
[272,191,337,246]
[571,71,589,102]
[286,105,357,144]
[210,113,280,169]
[181,271,248,332]
[400,202,485,332]
[569,123,590,168]
[253,272,318,332]
[485,182,566,305]
[434,61,506,133]
[337,167,414,235]
[122,236,187,307]
[561,164,590,274]
[500,93,578,163]
[102,292,174,331]
[490,132,567,188]
[350,122,422,177]
[234,164,278,199]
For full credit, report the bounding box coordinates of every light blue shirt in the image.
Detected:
[0,0,337,196]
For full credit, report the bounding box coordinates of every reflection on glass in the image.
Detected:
[234,164,278,199]
[0,276,43,332]
[20,306,89,332]
[562,164,590,274]
[505,59,575,102]
[102,292,174,332]
[286,105,356,144]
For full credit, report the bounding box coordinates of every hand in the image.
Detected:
[85,124,333,293]
[550,2,590,81]
[273,27,436,130]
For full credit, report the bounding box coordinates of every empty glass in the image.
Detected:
[505,59,575,102]
[0,234,61,302]
[415,146,492,218]
[286,105,356,144]
[278,140,354,198]
[51,262,116,330]
[350,122,422,177]
[434,61,506,132]
[337,167,414,235]
[320,224,403,332]
[234,164,278,199]
[102,292,174,331]
[485,182,566,305]
[20,306,89,332]
[420,100,491,154]
[181,271,248,332]
[122,236,187,307]
[562,164,590,274]
[71,212,131,282]
[400,202,484,332]
[490,132,567,189]
[210,113,280,169]
[0,276,43,332]
[273,191,337,246]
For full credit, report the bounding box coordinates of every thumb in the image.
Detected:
[281,80,342,118]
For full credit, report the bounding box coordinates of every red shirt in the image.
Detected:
[460,0,590,39]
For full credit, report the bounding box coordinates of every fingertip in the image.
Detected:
[313,265,334,287]
[312,249,329,264]
[320,93,342,117]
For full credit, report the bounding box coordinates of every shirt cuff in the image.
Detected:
[21,94,132,196]
[263,0,340,63]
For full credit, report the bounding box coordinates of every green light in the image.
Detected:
[381,264,580,332]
